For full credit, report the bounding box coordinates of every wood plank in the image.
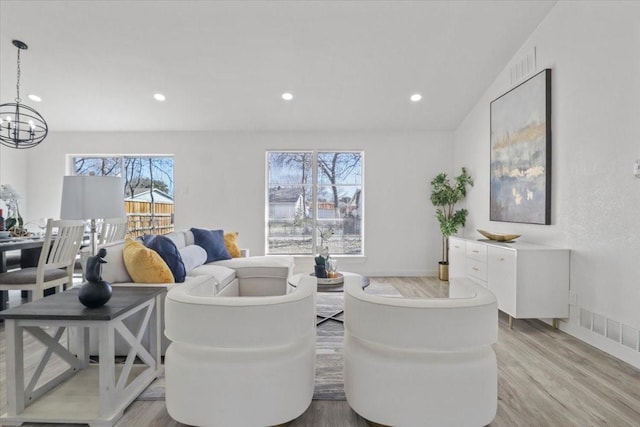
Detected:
[0,286,165,321]
[2,277,639,426]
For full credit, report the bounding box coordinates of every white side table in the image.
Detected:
[0,286,164,427]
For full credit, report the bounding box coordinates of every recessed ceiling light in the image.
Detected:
[28,94,42,102]
[410,94,422,102]
[282,92,293,101]
[153,93,166,101]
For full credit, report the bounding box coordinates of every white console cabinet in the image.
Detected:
[449,236,570,328]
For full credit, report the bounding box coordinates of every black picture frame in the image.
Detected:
[489,68,551,225]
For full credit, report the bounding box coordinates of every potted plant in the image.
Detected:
[430,167,473,281]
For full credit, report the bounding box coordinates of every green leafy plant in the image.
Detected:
[430,167,473,264]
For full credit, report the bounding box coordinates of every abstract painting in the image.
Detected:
[490,68,551,224]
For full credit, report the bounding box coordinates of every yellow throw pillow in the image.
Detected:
[123,238,175,283]
[224,231,242,258]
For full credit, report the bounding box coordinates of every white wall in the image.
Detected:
[25,130,453,276]
[454,1,640,367]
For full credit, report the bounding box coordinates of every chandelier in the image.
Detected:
[0,40,48,149]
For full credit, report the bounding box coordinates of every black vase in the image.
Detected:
[78,280,112,308]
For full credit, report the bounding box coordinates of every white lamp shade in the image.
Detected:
[60,176,125,220]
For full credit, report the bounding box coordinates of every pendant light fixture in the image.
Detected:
[0,40,48,149]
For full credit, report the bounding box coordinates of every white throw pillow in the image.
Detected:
[163,231,187,249]
[179,244,208,274]
[98,241,132,283]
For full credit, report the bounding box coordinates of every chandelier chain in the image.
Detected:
[15,47,21,103]
[0,39,48,148]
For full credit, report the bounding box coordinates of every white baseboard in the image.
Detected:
[559,320,640,370]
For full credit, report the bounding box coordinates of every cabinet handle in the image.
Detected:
[454,245,460,248]
[472,267,479,271]
[497,257,505,261]
[472,250,480,253]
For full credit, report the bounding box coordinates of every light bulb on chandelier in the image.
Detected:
[0,40,48,149]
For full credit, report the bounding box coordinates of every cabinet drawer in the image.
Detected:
[448,238,466,279]
[449,237,466,252]
[466,242,487,262]
[466,259,487,282]
[487,246,517,316]
[488,247,516,265]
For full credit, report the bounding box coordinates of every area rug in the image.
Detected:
[137,280,399,401]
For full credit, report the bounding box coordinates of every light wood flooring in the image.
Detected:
[1,277,640,426]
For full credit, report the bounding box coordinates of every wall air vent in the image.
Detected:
[510,47,537,86]
[580,307,640,352]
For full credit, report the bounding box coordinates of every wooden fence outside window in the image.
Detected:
[124,200,174,238]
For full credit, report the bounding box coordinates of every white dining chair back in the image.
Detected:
[98,217,128,244]
[0,219,86,301]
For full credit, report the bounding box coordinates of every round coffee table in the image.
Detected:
[289,272,369,324]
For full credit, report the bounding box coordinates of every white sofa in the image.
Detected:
[343,276,498,427]
[164,274,317,427]
[80,229,295,354]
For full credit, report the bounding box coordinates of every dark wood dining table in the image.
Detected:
[0,237,45,311]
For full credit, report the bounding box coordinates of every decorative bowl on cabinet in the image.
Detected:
[477,229,521,242]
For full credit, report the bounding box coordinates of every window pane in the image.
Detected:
[268,152,312,185]
[268,185,314,220]
[268,184,313,255]
[266,150,363,256]
[123,157,174,199]
[72,155,175,238]
[267,219,313,255]
[317,219,362,255]
[73,157,121,176]
[317,152,362,185]
[317,186,361,219]
[123,157,175,236]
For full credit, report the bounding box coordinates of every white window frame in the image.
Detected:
[265,150,364,257]
[66,154,175,237]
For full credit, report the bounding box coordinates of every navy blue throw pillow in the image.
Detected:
[191,228,231,263]
[143,234,187,283]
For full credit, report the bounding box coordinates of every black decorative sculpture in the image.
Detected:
[79,248,112,308]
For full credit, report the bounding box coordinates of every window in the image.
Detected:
[70,155,175,237]
[266,151,363,256]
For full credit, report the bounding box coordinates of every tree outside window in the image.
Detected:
[266,151,363,256]
[71,156,174,237]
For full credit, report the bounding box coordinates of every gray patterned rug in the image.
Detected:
[137,281,399,401]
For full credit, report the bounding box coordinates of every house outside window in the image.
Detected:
[70,155,175,237]
[266,151,363,256]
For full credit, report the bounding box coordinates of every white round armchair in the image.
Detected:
[164,275,317,427]
[344,276,498,426]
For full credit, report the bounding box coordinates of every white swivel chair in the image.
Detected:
[97,217,128,244]
[344,276,498,427]
[164,275,317,427]
[0,219,85,301]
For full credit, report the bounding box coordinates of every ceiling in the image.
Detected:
[0,1,556,132]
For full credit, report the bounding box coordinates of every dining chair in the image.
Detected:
[0,219,86,301]
[77,217,128,281]
[98,217,128,244]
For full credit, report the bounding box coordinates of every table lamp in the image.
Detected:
[60,176,125,255]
